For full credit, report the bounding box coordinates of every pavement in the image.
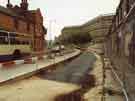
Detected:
[103,58,124,101]
[109,56,135,101]
[84,44,124,101]
[0,49,81,83]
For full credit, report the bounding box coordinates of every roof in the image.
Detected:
[0,5,18,17]
[0,5,35,24]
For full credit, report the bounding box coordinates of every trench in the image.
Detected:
[38,52,97,101]
[54,74,95,101]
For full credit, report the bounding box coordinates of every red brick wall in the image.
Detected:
[30,24,34,34]
[0,13,35,35]
[0,8,45,54]
[17,20,27,33]
[33,10,45,52]
[0,13,14,31]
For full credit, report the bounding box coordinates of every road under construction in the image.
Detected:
[0,50,98,101]
[0,46,124,101]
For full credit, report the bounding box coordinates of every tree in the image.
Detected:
[59,32,92,45]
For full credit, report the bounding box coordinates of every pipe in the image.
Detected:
[110,65,129,101]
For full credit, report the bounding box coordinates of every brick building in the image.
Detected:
[0,0,47,55]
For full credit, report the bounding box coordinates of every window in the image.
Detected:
[0,37,8,44]
[116,15,118,26]
[118,8,122,23]
[27,23,30,32]
[126,0,130,14]
[130,0,135,7]
[0,31,8,37]
[9,32,17,44]
[0,31,9,44]
[10,37,15,44]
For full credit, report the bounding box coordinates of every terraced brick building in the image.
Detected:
[60,14,113,43]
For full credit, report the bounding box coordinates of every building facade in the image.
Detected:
[82,14,113,43]
[0,0,47,55]
[105,0,135,66]
[60,14,113,44]
[105,1,135,100]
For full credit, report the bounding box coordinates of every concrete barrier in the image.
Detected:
[0,50,77,69]
[0,56,43,68]
[0,50,81,84]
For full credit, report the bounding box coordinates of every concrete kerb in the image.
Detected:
[0,55,46,68]
[0,50,81,68]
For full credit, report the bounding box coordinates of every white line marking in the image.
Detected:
[15,60,25,65]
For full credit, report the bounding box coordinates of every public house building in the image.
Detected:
[0,0,47,55]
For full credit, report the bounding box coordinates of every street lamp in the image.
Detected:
[48,19,56,62]
[49,19,56,43]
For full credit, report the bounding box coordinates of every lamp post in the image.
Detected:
[48,19,56,63]
[49,19,56,44]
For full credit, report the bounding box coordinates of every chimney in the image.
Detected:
[20,0,28,10]
[7,0,13,9]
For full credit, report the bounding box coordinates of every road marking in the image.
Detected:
[15,60,25,65]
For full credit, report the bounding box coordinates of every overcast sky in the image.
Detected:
[0,0,120,40]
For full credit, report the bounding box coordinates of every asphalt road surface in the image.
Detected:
[41,52,97,85]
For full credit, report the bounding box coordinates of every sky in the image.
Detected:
[0,0,120,40]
